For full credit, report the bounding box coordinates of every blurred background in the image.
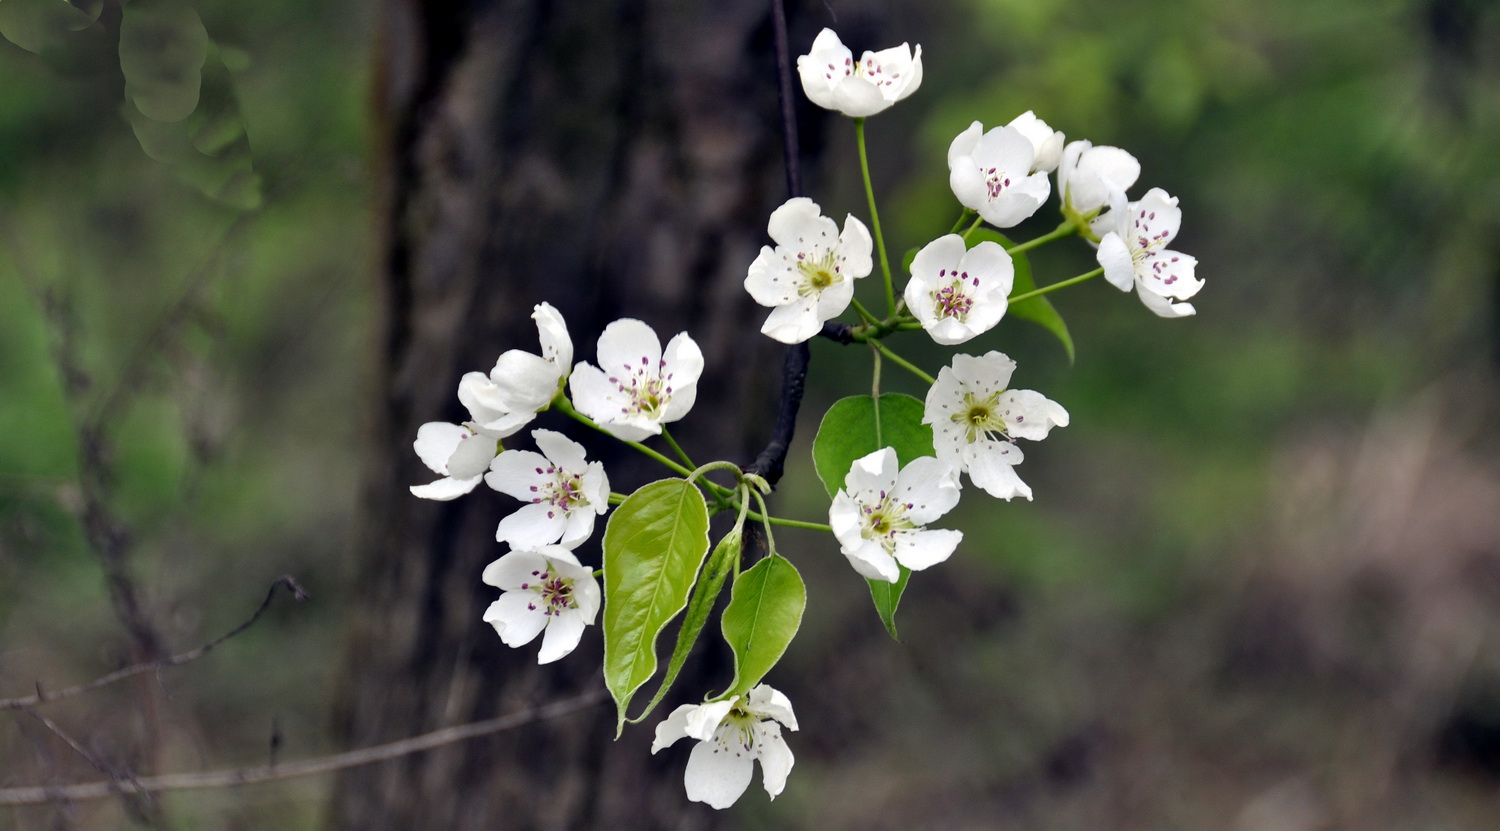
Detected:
[1,0,1498,828]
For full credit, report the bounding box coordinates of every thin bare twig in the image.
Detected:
[0,690,608,806]
[0,576,307,711]
[20,709,156,806]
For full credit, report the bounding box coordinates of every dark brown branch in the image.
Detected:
[743,0,809,487]
[0,690,607,806]
[0,577,307,711]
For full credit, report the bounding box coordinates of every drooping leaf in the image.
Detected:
[628,527,741,724]
[719,555,805,698]
[970,229,1075,363]
[119,0,209,123]
[602,478,711,731]
[811,394,934,639]
[0,0,100,55]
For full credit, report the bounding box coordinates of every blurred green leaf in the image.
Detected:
[120,0,209,123]
[0,0,98,54]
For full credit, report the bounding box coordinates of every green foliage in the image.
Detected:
[812,394,935,637]
[602,478,711,730]
[718,554,805,698]
[629,526,741,724]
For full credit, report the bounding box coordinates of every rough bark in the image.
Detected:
[329,1,814,828]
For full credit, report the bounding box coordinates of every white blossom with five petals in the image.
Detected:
[903,234,1014,345]
[923,351,1069,501]
[829,447,963,583]
[745,197,873,343]
[1057,139,1141,219]
[947,121,1052,228]
[481,545,601,665]
[1092,187,1203,318]
[570,319,704,442]
[796,28,922,118]
[485,429,610,549]
[652,685,798,810]
[409,421,498,500]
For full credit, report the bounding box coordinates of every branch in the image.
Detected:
[0,576,308,711]
[743,0,809,487]
[0,690,608,807]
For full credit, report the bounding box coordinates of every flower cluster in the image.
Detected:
[403,23,1207,814]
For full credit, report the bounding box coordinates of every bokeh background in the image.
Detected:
[2,0,1499,828]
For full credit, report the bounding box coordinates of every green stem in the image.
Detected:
[748,513,832,533]
[854,118,895,316]
[948,208,976,235]
[870,340,936,386]
[1008,267,1104,305]
[750,489,780,557]
[660,427,695,470]
[849,298,881,327]
[1006,221,1077,256]
[555,397,692,478]
[961,215,984,242]
[608,492,628,505]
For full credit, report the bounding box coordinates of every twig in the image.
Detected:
[0,690,607,806]
[0,576,308,711]
[743,0,810,487]
[20,710,155,806]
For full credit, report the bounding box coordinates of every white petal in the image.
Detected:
[947,121,983,171]
[1138,287,1197,318]
[893,456,961,524]
[796,29,853,113]
[536,610,587,664]
[532,429,588,471]
[948,157,990,214]
[532,302,572,369]
[495,503,568,547]
[481,550,550,590]
[685,734,755,810]
[830,75,889,117]
[409,475,482,501]
[766,197,835,252]
[566,362,617,426]
[457,372,509,427]
[1131,187,1182,247]
[828,490,864,551]
[843,447,899,499]
[1138,249,1201,301]
[761,294,823,344]
[1070,145,1140,213]
[558,510,597,549]
[484,448,548,498]
[413,422,467,474]
[837,214,874,277]
[684,699,737,741]
[1097,233,1136,292]
[893,528,962,571]
[446,431,498,480]
[746,685,797,729]
[653,705,696,753]
[966,445,1032,501]
[489,350,559,413]
[597,319,662,377]
[745,247,798,307]
[812,278,856,327]
[999,389,1069,441]
[753,721,794,799]
[482,593,548,647]
[660,332,704,422]
[570,571,602,623]
[950,351,1016,396]
[842,539,900,583]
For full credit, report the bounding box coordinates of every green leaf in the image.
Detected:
[812,394,934,499]
[719,555,806,697]
[901,246,920,276]
[970,229,1075,363]
[0,0,100,55]
[628,527,741,724]
[119,0,209,123]
[602,478,711,732]
[867,567,911,640]
[811,394,934,639]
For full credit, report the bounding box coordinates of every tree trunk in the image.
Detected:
[328,1,816,827]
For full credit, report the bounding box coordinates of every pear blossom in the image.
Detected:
[796,28,922,118]
[652,685,798,810]
[1007,111,1065,173]
[828,447,963,583]
[745,197,873,343]
[1057,139,1141,219]
[923,351,1069,501]
[569,319,704,442]
[1092,187,1203,318]
[409,421,499,500]
[458,302,573,437]
[481,545,601,664]
[485,429,610,549]
[903,235,1013,345]
[947,121,1052,228]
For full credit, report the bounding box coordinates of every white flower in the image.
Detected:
[1007,111,1065,173]
[745,197,873,343]
[828,448,963,583]
[796,28,922,118]
[651,685,798,810]
[947,121,1052,228]
[1092,187,1203,318]
[902,235,1013,346]
[1057,139,1141,218]
[569,319,704,441]
[458,302,574,437]
[923,352,1069,501]
[485,429,610,549]
[481,545,601,664]
[409,421,499,500]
